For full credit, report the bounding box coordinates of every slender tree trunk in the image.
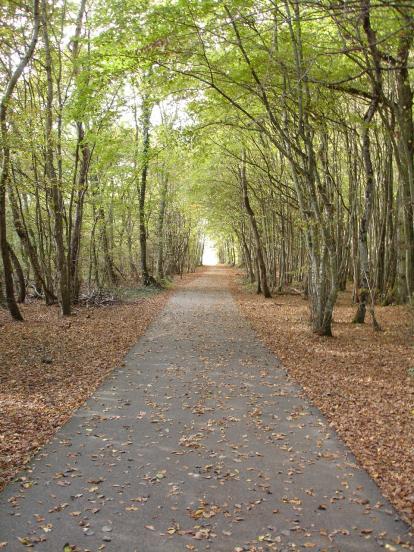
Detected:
[240,156,271,298]
[98,207,118,287]
[395,190,408,302]
[394,23,414,302]
[7,243,25,303]
[126,209,138,280]
[9,182,56,304]
[0,271,5,308]
[0,0,40,320]
[0,171,23,319]
[353,0,381,328]
[353,100,378,324]
[42,0,71,315]
[375,147,392,297]
[155,174,168,281]
[70,124,90,301]
[69,0,89,302]
[239,229,255,283]
[138,92,153,286]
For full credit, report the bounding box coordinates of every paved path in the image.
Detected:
[0,267,413,551]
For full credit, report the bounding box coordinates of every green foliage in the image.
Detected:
[1,0,413,314]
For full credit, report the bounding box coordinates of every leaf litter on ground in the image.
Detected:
[232,270,414,526]
[0,273,198,491]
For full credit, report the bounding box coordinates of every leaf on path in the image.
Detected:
[17,538,33,547]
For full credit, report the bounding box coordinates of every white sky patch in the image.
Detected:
[203,238,218,266]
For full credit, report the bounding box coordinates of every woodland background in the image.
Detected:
[0,0,413,332]
[0,0,413,527]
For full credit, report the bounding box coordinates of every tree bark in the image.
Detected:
[9,181,56,304]
[155,174,168,281]
[70,122,90,301]
[0,0,40,320]
[394,26,414,302]
[353,0,381,327]
[98,207,118,287]
[7,242,25,303]
[240,155,271,298]
[238,228,255,283]
[69,0,90,302]
[42,0,71,315]
[352,98,378,323]
[138,92,154,286]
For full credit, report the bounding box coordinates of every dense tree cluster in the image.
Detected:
[0,0,204,320]
[1,0,413,336]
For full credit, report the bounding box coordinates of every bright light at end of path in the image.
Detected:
[203,239,218,266]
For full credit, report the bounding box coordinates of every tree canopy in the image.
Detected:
[0,0,413,336]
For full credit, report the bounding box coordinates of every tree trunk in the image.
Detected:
[155,174,168,281]
[353,100,378,323]
[9,182,56,304]
[239,229,255,283]
[0,0,40,320]
[0,270,5,308]
[353,0,381,328]
[70,123,90,302]
[240,155,271,298]
[394,24,414,302]
[7,242,25,303]
[42,0,71,315]
[98,207,118,287]
[138,92,154,286]
[69,0,89,302]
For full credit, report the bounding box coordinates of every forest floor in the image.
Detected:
[232,271,414,527]
[0,273,197,492]
[0,266,412,551]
